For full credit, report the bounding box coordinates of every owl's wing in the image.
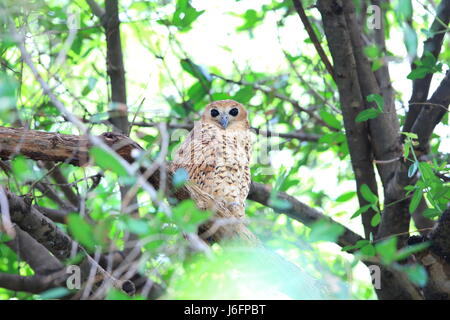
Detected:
[171,122,216,173]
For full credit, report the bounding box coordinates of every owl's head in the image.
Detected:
[202,100,249,130]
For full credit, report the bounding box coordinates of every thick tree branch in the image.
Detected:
[0,126,362,249]
[411,69,450,149]
[317,0,425,299]
[371,0,395,114]
[104,0,129,134]
[6,191,135,296]
[316,0,380,239]
[343,0,401,185]
[247,182,362,248]
[0,272,67,294]
[6,225,64,275]
[403,0,450,133]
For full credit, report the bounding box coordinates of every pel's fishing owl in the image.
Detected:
[171,100,253,242]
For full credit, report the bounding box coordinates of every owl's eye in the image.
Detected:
[229,108,239,116]
[210,109,220,117]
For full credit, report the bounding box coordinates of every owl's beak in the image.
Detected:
[219,114,229,129]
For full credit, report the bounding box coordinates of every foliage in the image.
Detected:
[0,0,448,300]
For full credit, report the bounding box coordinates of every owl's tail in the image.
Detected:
[185,182,260,246]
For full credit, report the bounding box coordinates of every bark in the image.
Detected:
[371,0,395,114]
[6,225,64,274]
[317,0,380,239]
[104,0,129,133]
[409,209,450,299]
[0,126,362,249]
[403,0,450,133]
[0,272,68,294]
[343,0,401,185]
[411,69,450,150]
[6,191,135,296]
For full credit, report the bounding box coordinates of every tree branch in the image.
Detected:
[247,182,363,248]
[0,271,67,294]
[0,126,362,249]
[343,0,401,185]
[134,121,321,142]
[104,0,129,134]
[403,0,450,133]
[316,0,380,239]
[211,73,337,131]
[292,0,336,82]
[6,191,135,296]
[411,69,450,150]
[6,225,64,275]
[371,0,395,117]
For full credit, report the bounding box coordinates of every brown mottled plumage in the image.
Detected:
[171,100,255,243]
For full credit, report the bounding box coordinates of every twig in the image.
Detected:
[292,0,336,82]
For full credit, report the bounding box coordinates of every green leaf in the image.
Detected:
[401,132,418,139]
[421,52,437,68]
[126,218,150,235]
[268,197,292,210]
[11,156,34,181]
[395,241,430,261]
[408,161,418,178]
[371,212,381,227]
[403,24,418,58]
[67,214,97,251]
[89,112,110,124]
[237,9,262,31]
[81,77,98,96]
[360,243,376,256]
[173,168,189,188]
[397,0,412,19]
[371,59,383,71]
[172,0,204,32]
[0,232,13,242]
[90,147,128,177]
[309,219,344,243]
[407,67,429,80]
[351,204,372,219]
[187,82,208,103]
[418,162,435,182]
[106,289,134,300]
[233,86,254,104]
[409,188,423,213]
[401,264,428,287]
[172,200,211,233]
[363,45,381,59]
[375,237,397,264]
[319,110,341,129]
[366,94,384,110]
[39,287,71,300]
[319,132,346,145]
[0,74,18,112]
[180,59,211,83]
[335,191,356,203]
[342,239,370,252]
[355,108,382,122]
[423,208,441,219]
[360,184,378,204]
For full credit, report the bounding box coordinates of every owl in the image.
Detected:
[171,100,255,243]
